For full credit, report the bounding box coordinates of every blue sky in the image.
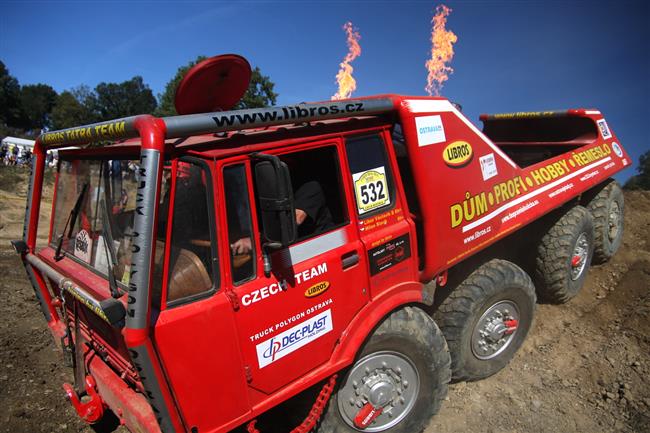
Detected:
[1,0,648,181]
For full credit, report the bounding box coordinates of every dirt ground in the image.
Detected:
[0,167,648,433]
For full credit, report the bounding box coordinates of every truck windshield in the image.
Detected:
[51,158,141,286]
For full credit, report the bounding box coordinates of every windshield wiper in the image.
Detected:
[54,183,88,261]
[99,199,121,298]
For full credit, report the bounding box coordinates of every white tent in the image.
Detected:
[1,137,77,164]
[1,136,35,156]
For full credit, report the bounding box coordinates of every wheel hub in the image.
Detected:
[367,380,393,407]
[484,319,508,342]
[471,301,519,360]
[570,232,589,280]
[608,201,621,242]
[337,351,420,431]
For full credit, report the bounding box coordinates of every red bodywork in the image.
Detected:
[19,94,630,433]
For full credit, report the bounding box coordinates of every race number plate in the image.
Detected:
[352,166,390,215]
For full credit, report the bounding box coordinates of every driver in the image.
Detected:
[230,181,333,255]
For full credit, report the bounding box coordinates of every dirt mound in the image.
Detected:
[0,174,648,432]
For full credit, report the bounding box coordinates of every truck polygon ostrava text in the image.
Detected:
[16,55,629,433]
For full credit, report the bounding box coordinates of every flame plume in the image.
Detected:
[425,4,457,96]
[332,22,361,100]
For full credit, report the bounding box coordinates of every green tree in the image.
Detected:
[235,66,278,109]
[19,84,58,131]
[0,61,22,128]
[90,76,157,121]
[156,56,278,117]
[155,56,207,117]
[624,150,650,190]
[50,87,97,130]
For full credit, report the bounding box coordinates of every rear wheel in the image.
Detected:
[586,180,624,264]
[535,205,594,303]
[319,307,451,433]
[435,259,536,382]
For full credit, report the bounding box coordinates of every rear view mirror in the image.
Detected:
[252,153,297,248]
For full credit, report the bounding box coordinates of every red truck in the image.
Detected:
[14,55,629,433]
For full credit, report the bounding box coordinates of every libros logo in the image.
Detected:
[256,309,333,368]
[305,281,330,298]
[443,141,473,167]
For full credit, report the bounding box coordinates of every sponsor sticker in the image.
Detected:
[463,226,492,245]
[74,229,92,263]
[501,200,540,223]
[580,171,599,182]
[352,166,390,214]
[255,309,333,368]
[248,298,333,343]
[415,115,446,147]
[42,120,127,145]
[368,234,411,275]
[548,183,574,198]
[479,153,498,181]
[443,141,473,167]
[597,119,612,139]
[612,142,623,157]
[305,281,330,298]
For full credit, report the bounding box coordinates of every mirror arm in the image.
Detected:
[261,242,282,277]
[262,246,272,278]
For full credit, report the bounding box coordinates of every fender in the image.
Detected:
[330,280,426,364]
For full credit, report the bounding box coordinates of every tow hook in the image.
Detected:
[504,319,518,335]
[571,255,582,267]
[353,402,384,429]
[63,376,105,424]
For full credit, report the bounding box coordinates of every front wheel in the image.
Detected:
[318,307,451,433]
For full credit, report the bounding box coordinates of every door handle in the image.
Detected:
[341,251,359,269]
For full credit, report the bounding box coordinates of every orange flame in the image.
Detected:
[332,22,361,100]
[425,4,457,96]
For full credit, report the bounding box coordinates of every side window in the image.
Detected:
[391,124,419,215]
[151,164,171,307]
[224,164,256,284]
[278,146,347,241]
[345,134,395,217]
[165,160,217,305]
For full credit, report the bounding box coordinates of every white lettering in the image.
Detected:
[241,263,329,307]
[242,293,252,306]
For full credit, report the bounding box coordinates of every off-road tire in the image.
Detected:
[535,205,594,303]
[586,180,624,264]
[319,306,451,433]
[434,259,536,382]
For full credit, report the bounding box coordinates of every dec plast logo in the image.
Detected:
[255,309,333,368]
